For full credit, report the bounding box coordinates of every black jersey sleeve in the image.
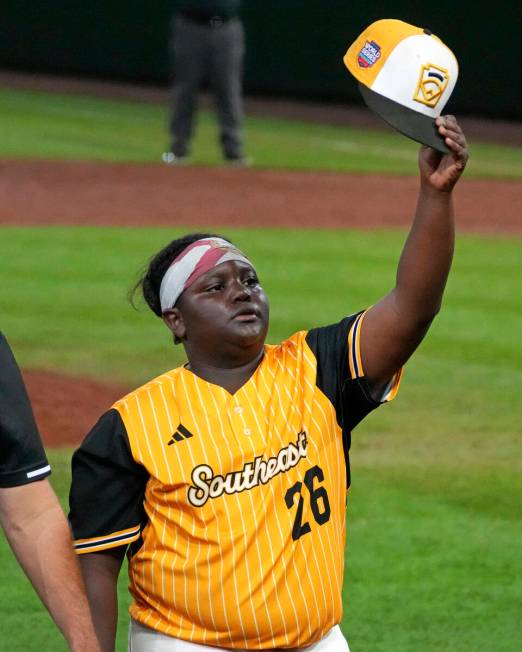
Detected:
[305,312,398,490]
[69,408,149,554]
[0,333,51,488]
[305,312,390,432]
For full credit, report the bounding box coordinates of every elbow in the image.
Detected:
[412,292,445,326]
[414,308,440,335]
[425,302,442,323]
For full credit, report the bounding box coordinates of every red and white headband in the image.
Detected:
[159,238,253,312]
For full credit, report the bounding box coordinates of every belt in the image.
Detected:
[179,11,236,27]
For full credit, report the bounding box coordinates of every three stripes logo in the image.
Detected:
[167,423,194,446]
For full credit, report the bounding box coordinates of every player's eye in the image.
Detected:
[244,276,259,287]
[205,282,225,292]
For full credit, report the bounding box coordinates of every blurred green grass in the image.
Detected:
[0,226,520,650]
[0,88,521,177]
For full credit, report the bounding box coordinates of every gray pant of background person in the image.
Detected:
[168,15,245,160]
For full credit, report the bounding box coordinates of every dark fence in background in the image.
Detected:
[0,1,519,119]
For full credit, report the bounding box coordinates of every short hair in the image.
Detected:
[130,232,231,316]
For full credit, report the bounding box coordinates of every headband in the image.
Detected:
[159,238,253,312]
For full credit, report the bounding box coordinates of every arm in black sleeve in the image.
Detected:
[306,313,383,432]
[69,408,149,554]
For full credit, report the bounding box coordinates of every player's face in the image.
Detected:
[163,260,269,363]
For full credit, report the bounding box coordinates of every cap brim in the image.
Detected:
[359,83,449,153]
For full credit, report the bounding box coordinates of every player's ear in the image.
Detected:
[162,308,186,345]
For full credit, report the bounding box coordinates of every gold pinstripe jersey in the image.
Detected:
[69,312,401,649]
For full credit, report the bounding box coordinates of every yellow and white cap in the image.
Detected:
[344,19,458,152]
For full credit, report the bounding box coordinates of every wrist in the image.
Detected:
[419,181,454,200]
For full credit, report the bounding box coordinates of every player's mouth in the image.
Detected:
[232,307,260,322]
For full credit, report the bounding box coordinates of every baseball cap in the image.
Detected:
[343,19,458,153]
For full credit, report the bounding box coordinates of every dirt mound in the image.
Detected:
[1,160,521,234]
[23,370,128,448]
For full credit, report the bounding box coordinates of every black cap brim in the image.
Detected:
[359,83,449,153]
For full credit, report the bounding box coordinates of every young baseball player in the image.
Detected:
[0,333,100,651]
[69,115,468,651]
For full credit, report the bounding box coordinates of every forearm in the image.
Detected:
[359,117,467,384]
[79,551,124,652]
[360,185,456,383]
[0,483,100,651]
[394,183,455,322]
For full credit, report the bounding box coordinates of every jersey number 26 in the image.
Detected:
[285,465,331,541]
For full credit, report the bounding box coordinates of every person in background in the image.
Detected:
[0,333,100,651]
[162,0,249,166]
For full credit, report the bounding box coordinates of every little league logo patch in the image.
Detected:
[358,40,382,68]
[413,63,450,108]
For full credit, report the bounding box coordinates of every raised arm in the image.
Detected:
[78,548,125,652]
[0,480,100,651]
[360,116,469,386]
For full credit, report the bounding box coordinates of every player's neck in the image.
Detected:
[185,347,264,395]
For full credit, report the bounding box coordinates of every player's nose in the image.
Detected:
[230,279,251,302]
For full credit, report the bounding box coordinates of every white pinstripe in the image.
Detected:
[146,387,174,628]
[217,384,262,644]
[158,382,183,635]
[178,372,208,642]
[241,376,290,646]
[134,393,163,629]
[232,390,276,645]
[206,387,250,645]
[266,360,325,635]
[190,375,235,646]
[257,364,301,642]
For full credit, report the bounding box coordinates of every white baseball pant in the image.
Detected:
[128,619,350,651]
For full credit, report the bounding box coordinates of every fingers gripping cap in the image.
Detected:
[343,19,458,152]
